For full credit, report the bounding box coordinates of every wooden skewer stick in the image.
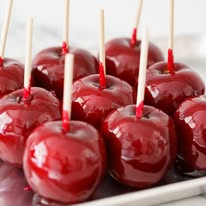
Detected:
[99,9,106,88]
[136,27,149,118]
[131,0,143,45]
[62,53,74,132]
[0,0,13,62]
[62,0,70,54]
[167,0,175,74]
[168,0,174,51]
[99,9,106,73]
[23,17,33,101]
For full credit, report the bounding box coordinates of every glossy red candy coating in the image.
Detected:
[72,74,135,128]
[0,58,24,98]
[32,46,98,99]
[101,105,177,188]
[0,87,61,166]
[145,62,205,115]
[105,38,164,87]
[174,95,206,172]
[23,121,106,204]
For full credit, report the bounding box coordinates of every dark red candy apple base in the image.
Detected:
[105,38,164,87]
[101,105,177,189]
[23,121,106,205]
[0,87,61,167]
[0,58,24,98]
[174,95,206,177]
[72,74,135,129]
[32,46,98,99]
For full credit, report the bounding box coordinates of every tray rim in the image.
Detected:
[74,176,206,206]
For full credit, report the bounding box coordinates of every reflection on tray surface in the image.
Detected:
[0,160,195,206]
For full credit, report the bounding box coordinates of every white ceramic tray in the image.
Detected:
[2,36,206,206]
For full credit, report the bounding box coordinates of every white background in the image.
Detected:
[0,0,205,57]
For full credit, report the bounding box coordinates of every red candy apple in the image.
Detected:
[144,0,205,116]
[174,95,206,175]
[105,0,164,88]
[101,105,177,188]
[0,58,24,98]
[32,46,98,99]
[0,1,25,98]
[72,74,134,128]
[32,0,98,100]
[23,120,106,204]
[105,38,164,87]
[72,9,134,129]
[0,87,61,166]
[145,62,205,115]
[24,53,106,205]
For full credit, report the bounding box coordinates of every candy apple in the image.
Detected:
[145,62,205,115]
[0,87,61,166]
[23,120,106,204]
[0,58,24,98]
[105,38,164,87]
[72,74,135,128]
[0,1,25,98]
[174,95,206,175]
[32,47,98,99]
[101,105,177,188]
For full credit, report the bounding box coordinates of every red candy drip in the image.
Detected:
[136,101,144,119]
[130,28,137,46]
[24,185,32,192]
[62,110,70,132]
[62,41,69,55]
[23,85,31,101]
[0,56,3,66]
[99,62,106,89]
[167,49,175,75]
